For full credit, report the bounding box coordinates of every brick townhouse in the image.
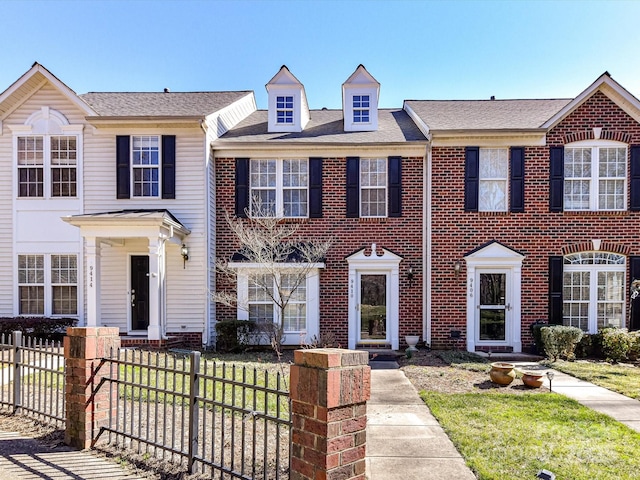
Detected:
[406,72,640,352]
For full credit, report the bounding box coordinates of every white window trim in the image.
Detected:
[9,108,83,201]
[130,135,162,199]
[564,139,627,212]
[275,95,294,125]
[15,253,79,318]
[352,94,371,124]
[478,147,509,212]
[359,157,387,218]
[249,158,309,218]
[563,253,626,333]
[232,263,323,345]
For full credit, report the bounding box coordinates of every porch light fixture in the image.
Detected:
[407,266,414,286]
[546,371,555,392]
[181,244,189,269]
[454,260,461,277]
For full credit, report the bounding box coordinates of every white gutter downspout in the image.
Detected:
[424,136,432,347]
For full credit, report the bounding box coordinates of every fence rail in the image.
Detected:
[94,349,291,480]
[0,331,65,426]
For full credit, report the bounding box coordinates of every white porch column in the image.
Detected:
[85,237,101,327]
[147,238,163,341]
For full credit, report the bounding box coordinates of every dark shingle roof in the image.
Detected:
[217,109,426,144]
[80,91,251,117]
[405,99,572,131]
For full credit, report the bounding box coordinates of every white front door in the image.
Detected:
[475,269,511,346]
[357,272,389,344]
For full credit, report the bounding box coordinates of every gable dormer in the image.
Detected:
[342,65,380,132]
[266,66,310,133]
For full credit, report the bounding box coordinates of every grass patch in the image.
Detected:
[544,360,640,400]
[422,392,640,480]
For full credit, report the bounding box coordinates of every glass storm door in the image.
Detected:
[358,274,388,343]
[130,255,150,331]
[477,271,509,342]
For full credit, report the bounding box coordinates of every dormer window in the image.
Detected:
[353,95,370,123]
[276,96,294,124]
[342,65,379,132]
[266,66,310,133]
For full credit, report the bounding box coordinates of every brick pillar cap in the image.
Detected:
[66,327,120,338]
[294,348,368,369]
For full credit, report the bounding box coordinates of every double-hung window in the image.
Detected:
[276,96,294,124]
[250,159,308,217]
[479,148,508,211]
[353,95,370,123]
[247,273,307,332]
[132,136,160,197]
[18,254,78,316]
[564,143,627,211]
[563,252,625,332]
[360,158,387,217]
[17,135,77,198]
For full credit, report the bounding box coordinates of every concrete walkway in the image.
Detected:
[366,368,476,480]
[0,430,143,480]
[513,362,640,433]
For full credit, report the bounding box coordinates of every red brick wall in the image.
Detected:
[430,91,640,350]
[215,155,424,348]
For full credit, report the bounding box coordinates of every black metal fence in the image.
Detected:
[94,349,291,480]
[0,331,65,426]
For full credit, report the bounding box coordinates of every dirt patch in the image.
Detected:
[398,350,549,395]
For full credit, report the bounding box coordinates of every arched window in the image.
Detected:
[563,252,625,332]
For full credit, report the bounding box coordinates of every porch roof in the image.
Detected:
[63,209,191,239]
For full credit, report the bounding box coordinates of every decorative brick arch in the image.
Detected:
[564,129,632,144]
[561,241,630,256]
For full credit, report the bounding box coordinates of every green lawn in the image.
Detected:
[422,392,640,480]
[545,360,640,400]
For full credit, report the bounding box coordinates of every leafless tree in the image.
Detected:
[214,203,332,348]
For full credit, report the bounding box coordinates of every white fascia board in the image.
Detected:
[431,131,547,147]
[211,143,427,158]
[204,92,257,139]
[542,73,640,129]
[403,102,431,140]
[0,64,96,118]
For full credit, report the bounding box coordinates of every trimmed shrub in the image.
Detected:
[215,320,256,353]
[540,325,583,361]
[600,328,635,363]
[628,331,640,361]
[0,317,76,341]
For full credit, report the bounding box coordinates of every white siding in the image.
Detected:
[85,128,209,334]
[0,83,86,318]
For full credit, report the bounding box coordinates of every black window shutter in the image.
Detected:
[388,156,402,217]
[235,158,250,218]
[162,135,176,199]
[346,157,360,218]
[549,146,564,212]
[630,257,640,330]
[116,136,130,199]
[549,256,564,325]
[510,147,525,213]
[309,157,323,218]
[630,146,640,211]
[464,147,479,212]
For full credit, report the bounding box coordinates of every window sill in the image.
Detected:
[563,210,629,216]
[478,211,509,217]
[358,217,388,223]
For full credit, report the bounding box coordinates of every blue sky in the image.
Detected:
[1,0,639,109]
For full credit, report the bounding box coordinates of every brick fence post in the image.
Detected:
[64,327,121,449]
[290,348,370,480]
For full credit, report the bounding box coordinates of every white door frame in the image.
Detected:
[474,268,511,347]
[465,241,524,353]
[347,244,401,350]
